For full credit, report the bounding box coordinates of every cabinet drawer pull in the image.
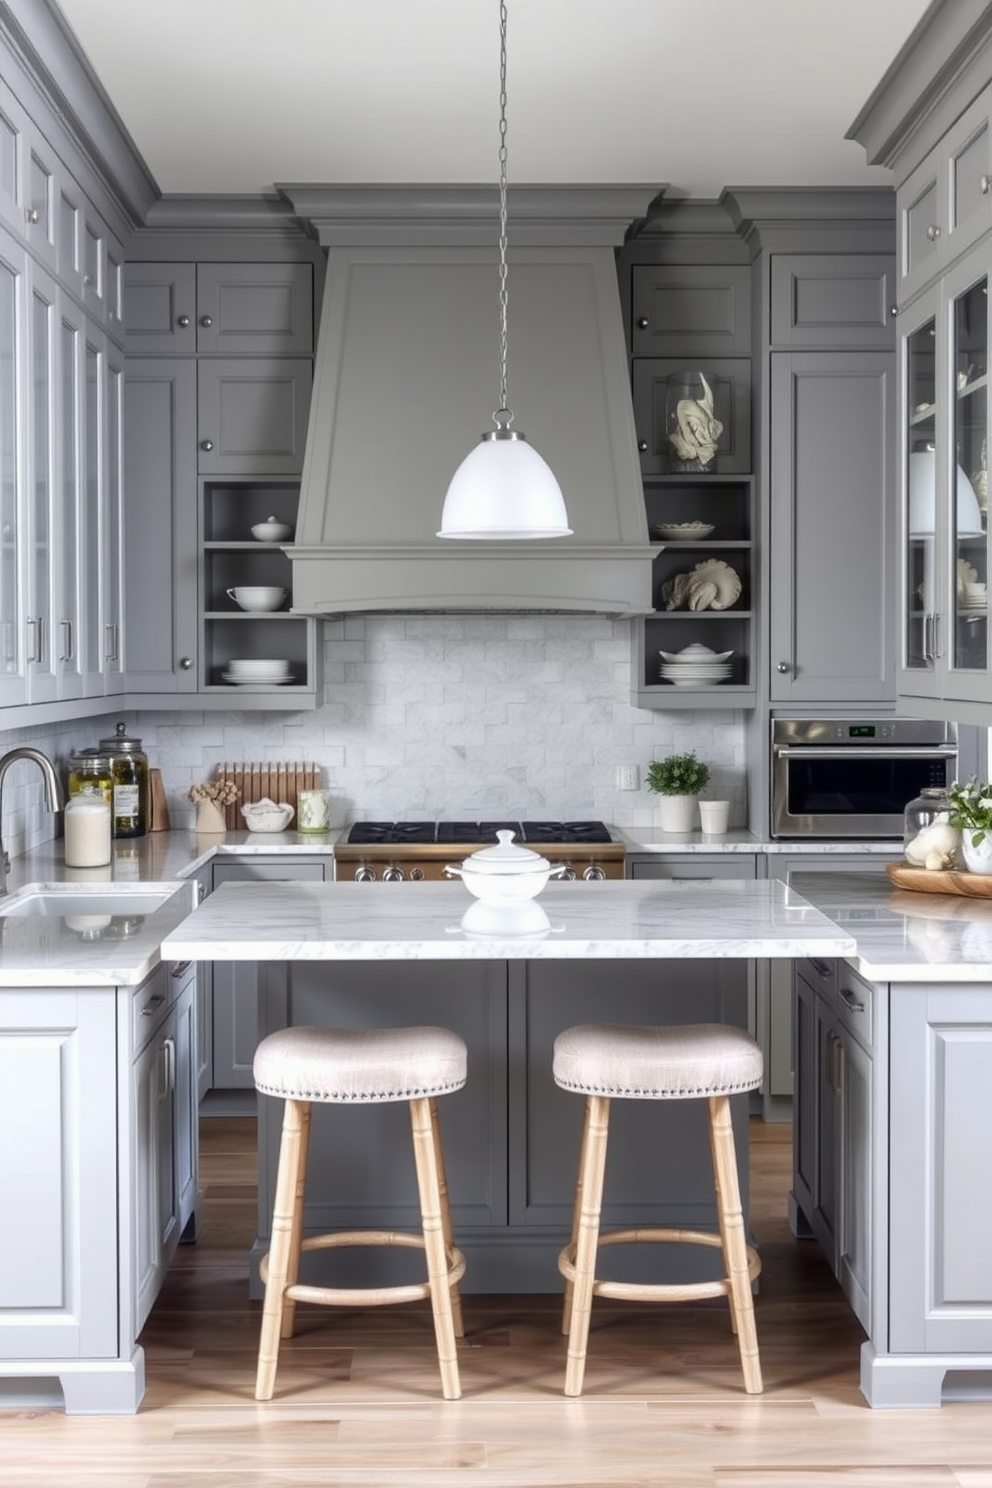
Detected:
[809,958,833,980]
[170,960,192,978]
[141,992,166,1017]
[839,985,866,1014]
[177,314,190,328]
[926,223,940,241]
[982,175,991,196]
[59,618,74,662]
[104,622,119,662]
[26,616,43,664]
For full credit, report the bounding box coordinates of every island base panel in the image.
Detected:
[861,1343,992,1408]
[0,1349,145,1415]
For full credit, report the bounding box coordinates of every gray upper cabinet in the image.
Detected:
[631,264,751,358]
[196,358,312,476]
[769,346,895,704]
[122,359,199,692]
[770,254,896,349]
[195,262,313,356]
[896,83,992,306]
[124,262,313,360]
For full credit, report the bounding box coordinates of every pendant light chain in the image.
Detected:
[496,0,512,428]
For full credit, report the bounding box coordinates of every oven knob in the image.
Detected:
[583,865,606,881]
[559,866,577,880]
[382,866,404,882]
[354,866,376,882]
[410,867,425,881]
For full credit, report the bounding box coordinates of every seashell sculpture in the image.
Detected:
[667,372,724,470]
[661,559,741,612]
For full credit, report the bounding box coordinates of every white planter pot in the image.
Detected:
[961,830,992,875]
[656,794,697,833]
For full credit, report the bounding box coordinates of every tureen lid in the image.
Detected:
[463,830,550,875]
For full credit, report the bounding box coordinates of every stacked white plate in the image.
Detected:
[222,659,294,685]
[658,644,733,687]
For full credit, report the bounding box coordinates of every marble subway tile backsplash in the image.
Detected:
[0,617,748,846]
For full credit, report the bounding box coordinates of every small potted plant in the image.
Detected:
[948,778,992,873]
[646,751,712,833]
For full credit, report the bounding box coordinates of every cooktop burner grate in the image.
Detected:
[345,820,613,846]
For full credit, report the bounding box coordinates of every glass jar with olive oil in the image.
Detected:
[67,750,115,806]
[98,722,149,838]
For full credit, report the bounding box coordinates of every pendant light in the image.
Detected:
[438,0,571,540]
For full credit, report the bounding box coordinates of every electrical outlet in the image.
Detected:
[616,764,639,791]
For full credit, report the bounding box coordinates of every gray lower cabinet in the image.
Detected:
[769,347,895,704]
[209,857,327,1089]
[0,958,198,1413]
[791,956,873,1335]
[132,959,198,1335]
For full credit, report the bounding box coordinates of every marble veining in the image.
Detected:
[161,879,856,962]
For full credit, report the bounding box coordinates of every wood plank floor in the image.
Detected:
[4,1117,992,1486]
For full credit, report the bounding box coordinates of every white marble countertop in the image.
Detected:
[0,879,198,987]
[788,870,992,982]
[160,878,857,962]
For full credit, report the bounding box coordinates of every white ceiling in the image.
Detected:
[55,0,932,199]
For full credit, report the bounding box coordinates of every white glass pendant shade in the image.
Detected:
[438,430,572,539]
[909,449,984,535]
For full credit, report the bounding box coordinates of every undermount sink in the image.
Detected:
[0,887,179,918]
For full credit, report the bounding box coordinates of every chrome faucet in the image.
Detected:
[0,748,65,896]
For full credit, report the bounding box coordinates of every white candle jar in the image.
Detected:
[297,788,331,833]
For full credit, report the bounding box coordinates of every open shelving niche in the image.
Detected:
[199,477,321,704]
[631,473,756,710]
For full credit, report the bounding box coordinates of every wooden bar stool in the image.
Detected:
[553,1021,764,1397]
[253,1023,468,1401]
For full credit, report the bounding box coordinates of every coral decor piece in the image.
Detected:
[661,559,741,612]
[188,778,240,835]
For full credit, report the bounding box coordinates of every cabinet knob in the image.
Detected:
[200,315,213,327]
[890,305,898,317]
[982,174,991,196]
[177,314,190,328]
[200,438,214,451]
[926,223,941,241]
[179,656,194,670]
[25,207,39,224]
[637,439,648,453]
[635,316,649,329]
[777,661,790,674]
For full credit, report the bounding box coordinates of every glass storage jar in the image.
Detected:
[903,785,961,868]
[67,750,115,806]
[63,788,112,868]
[98,722,149,838]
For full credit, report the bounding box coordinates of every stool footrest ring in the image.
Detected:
[558,1227,760,1304]
[260,1231,467,1309]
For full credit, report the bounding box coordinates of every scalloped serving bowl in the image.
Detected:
[659,645,734,664]
[650,521,715,541]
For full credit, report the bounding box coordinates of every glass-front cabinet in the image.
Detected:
[899,249,992,720]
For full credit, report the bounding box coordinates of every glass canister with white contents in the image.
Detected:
[903,786,961,869]
[98,722,149,838]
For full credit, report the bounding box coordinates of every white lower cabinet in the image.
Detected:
[0,959,198,1413]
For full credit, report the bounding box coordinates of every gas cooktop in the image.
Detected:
[346,820,613,846]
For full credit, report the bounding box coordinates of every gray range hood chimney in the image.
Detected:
[278,185,659,616]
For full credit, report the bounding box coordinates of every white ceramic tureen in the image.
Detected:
[444,830,566,902]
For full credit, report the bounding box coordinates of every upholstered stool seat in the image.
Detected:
[254,1024,468,1402]
[553,1022,764,1397]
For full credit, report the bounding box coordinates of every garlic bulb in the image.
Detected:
[905,819,961,868]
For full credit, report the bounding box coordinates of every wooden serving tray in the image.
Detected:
[886,862,992,898]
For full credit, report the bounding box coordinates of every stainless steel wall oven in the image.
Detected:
[770,717,958,839]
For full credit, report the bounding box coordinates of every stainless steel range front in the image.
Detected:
[335,820,625,881]
[770,717,958,840]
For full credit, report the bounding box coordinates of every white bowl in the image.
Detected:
[226,586,288,612]
[251,518,293,542]
[226,658,291,676]
[240,799,295,832]
[650,522,715,541]
[459,899,552,938]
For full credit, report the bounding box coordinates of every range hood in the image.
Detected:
[278,185,659,616]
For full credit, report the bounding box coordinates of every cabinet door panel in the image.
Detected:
[769,350,895,703]
[771,255,895,349]
[0,231,27,707]
[197,359,312,475]
[122,359,198,691]
[631,264,750,358]
[123,263,196,356]
[196,263,313,356]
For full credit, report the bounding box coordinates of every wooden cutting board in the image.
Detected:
[886,862,992,898]
[213,762,321,829]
